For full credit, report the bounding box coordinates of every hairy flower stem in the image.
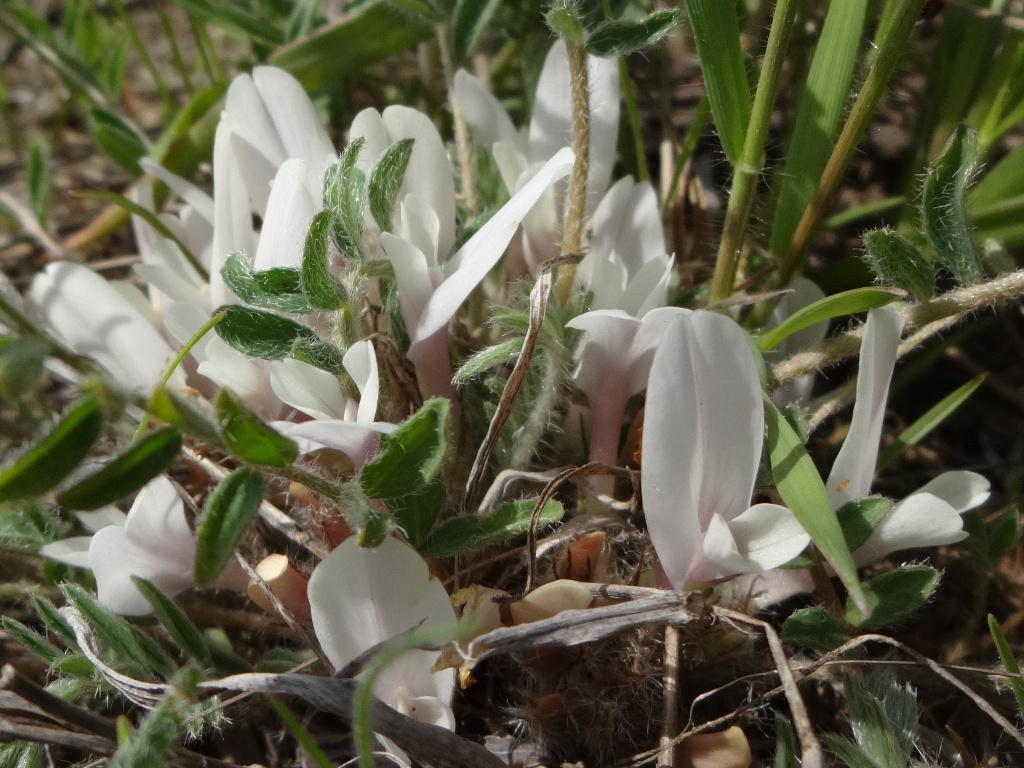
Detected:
[778,0,928,285]
[437,24,477,217]
[709,0,798,304]
[555,39,591,306]
[510,347,566,470]
[774,267,1024,390]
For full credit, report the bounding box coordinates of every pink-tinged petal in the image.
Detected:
[343,340,380,424]
[643,311,763,590]
[452,70,519,148]
[40,537,95,569]
[308,536,456,705]
[29,262,184,392]
[212,120,255,305]
[138,159,215,223]
[252,66,335,184]
[253,159,317,271]
[854,492,967,565]
[913,471,990,513]
[407,327,456,402]
[275,419,394,468]
[268,358,348,421]
[528,40,619,213]
[90,525,194,615]
[826,309,905,507]
[590,178,666,269]
[705,504,809,576]
[416,148,575,345]
[76,506,128,533]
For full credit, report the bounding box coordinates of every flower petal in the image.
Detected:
[854,492,968,565]
[702,504,809,578]
[590,177,666,270]
[452,70,519,148]
[40,536,95,569]
[211,120,256,305]
[913,470,990,513]
[138,159,215,224]
[76,506,128,533]
[253,159,318,271]
[122,476,195,560]
[269,358,349,421]
[274,419,393,468]
[90,525,194,615]
[343,340,380,424]
[826,309,905,506]
[308,536,456,706]
[415,148,574,346]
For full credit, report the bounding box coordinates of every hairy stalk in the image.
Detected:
[555,40,591,305]
[510,346,565,470]
[437,24,477,217]
[778,0,928,284]
[709,0,798,303]
[773,268,1024,393]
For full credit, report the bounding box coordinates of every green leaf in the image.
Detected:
[988,614,1024,719]
[221,254,314,314]
[922,126,982,284]
[290,336,346,375]
[545,7,584,42]
[132,577,212,667]
[285,0,325,42]
[214,389,298,467]
[681,0,751,166]
[90,107,148,175]
[172,0,284,45]
[108,692,184,768]
[368,138,415,232]
[846,565,939,631]
[388,477,445,547]
[271,4,432,93]
[418,498,565,558]
[586,10,678,58]
[773,713,800,768]
[360,398,450,500]
[57,427,182,510]
[3,617,63,664]
[0,397,103,502]
[0,336,47,402]
[33,596,79,651]
[987,508,1021,565]
[323,141,367,261]
[28,139,50,226]
[860,229,934,301]
[452,0,501,60]
[214,305,319,361]
[194,467,268,587]
[876,373,985,472]
[836,496,892,554]
[149,386,222,448]
[63,584,162,679]
[770,0,869,258]
[781,606,851,652]
[764,395,868,617]
[300,211,346,310]
[758,287,904,352]
[453,339,521,383]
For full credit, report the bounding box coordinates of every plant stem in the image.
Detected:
[109,0,174,113]
[661,94,711,219]
[601,0,649,183]
[437,24,477,217]
[709,0,798,304]
[555,39,591,305]
[778,0,928,285]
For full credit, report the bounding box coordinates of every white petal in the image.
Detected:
[452,70,519,148]
[211,120,256,305]
[415,148,574,346]
[492,142,530,195]
[712,504,809,573]
[396,195,441,271]
[343,340,380,424]
[40,536,95,569]
[268,358,348,421]
[826,309,905,506]
[772,277,828,356]
[642,312,763,589]
[854,492,968,565]
[138,159,215,223]
[122,476,195,559]
[225,72,287,177]
[195,337,281,417]
[253,159,317,271]
[308,536,456,705]
[90,525,194,616]
[528,40,619,213]
[275,419,393,468]
[913,470,990,513]
[590,178,666,270]
[700,513,753,576]
[620,254,674,317]
[29,262,183,391]
[397,695,456,731]
[380,232,435,337]
[76,506,128,533]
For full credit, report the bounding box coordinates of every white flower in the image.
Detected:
[308,536,457,733]
[41,477,198,616]
[769,276,827,407]
[642,311,810,589]
[826,308,990,564]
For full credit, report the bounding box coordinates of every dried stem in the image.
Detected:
[555,39,591,304]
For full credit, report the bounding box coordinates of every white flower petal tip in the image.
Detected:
[854,492,969,565]
[396,695,456,731]
[702,506,810,578]
[913,470,990,513]
[308,536,457,707]
[40,537,95,569]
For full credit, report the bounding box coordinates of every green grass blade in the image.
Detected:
[876,374,985,472]
[758,287,903,352]
[988,614,1024,719]
[681,0,751,167]
[770,0,868,259]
